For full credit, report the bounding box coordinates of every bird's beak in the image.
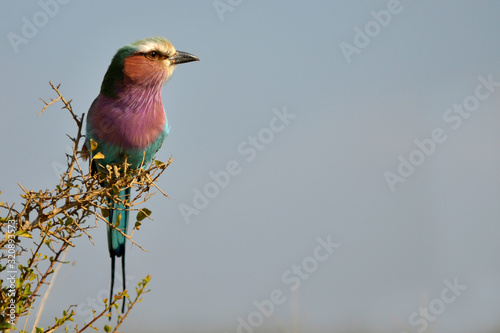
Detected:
[170,51,199,65]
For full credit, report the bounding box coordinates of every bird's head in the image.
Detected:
[100,36,199,98]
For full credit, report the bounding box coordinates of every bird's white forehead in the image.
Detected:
[135,41,175,55]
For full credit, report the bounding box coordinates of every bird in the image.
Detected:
[83,36,199,313]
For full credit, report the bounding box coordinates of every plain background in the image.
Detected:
[1,1,500,332]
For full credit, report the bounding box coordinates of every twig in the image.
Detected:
[77,294,124,332]
[112,276,151,333]
[31,248,69,332]
[24,237,70,309]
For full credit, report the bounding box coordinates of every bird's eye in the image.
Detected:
[145,51,160,60]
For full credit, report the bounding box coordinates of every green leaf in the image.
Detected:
[0,323,13,330]
[155,160,164,167]
[22,283,32,296]
[14,230,32,238]
[104,325,111,332]
[112,184,120,195]
[136,208,151,222]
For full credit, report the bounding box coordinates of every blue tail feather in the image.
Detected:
[107,187,130,315]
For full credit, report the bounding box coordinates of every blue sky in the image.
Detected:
[1,1,500,332]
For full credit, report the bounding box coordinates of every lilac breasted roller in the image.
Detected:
[84,36,198,312]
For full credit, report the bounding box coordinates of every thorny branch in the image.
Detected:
[0,83,166,332]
